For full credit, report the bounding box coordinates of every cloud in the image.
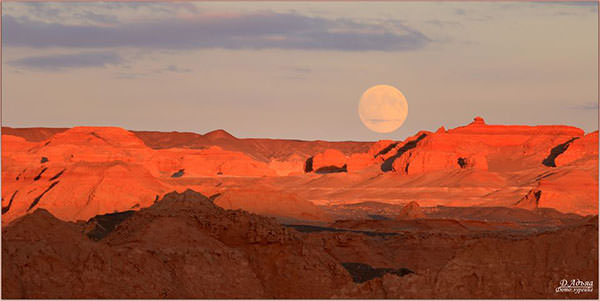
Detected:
[283,66,312,73]
[533,1,597,13]
[278,66,313,80]
[553,1,598,6]
[8,51,122,70]
[158,65,192,73]
[114,65,192,79]
[3,12,430,51]
[570,102,599,110]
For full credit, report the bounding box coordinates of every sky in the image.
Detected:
[2,2,598,141]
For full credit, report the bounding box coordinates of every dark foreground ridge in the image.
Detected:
[1,189,598,299]
[85,210,135,241]
[341,262,413,283]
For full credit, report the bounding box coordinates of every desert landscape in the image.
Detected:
[2,117,598,298]
[2,1,598,299]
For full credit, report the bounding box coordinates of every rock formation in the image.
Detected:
[310,149,348,173]
[2,116,597,224]
[555,131,598,166]
[395,201,425,219]
[3,191,596,299]
[2,190,353,298]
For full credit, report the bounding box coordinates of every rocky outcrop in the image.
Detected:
[514,188,542,210]
[1,190,352,298]
[542,137,579,167]
[392,150,489,175]
[307,140,399,174]
[0,127,280,224]
[395,201,425,219]
[211,187,331,222]
[386,117,588,175]
[268,154,305,176]
[346,153,375,173]
[148,146,276,177]
[2,190,597,299]
[311,149,347,174]
[555,131,598,166]
[368,140,396,157]
[449,117,584,136]
[2,119,597,222]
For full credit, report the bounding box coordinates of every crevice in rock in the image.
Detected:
[341,262,414,283]
[33,167,48,181]
[49,169,66,181]
[85,210,136,241]
[542,137,579,167]
[40,157,48,163]
[171,169,185,178]
[27,181,59,211]
[208,193,222,203]
[514,189,542,209]
[374,142,398,158]
[284,225,396,237]
[304,157,314,173]
[89,132,112,145]
[457,157,467,168]
[534,171,556,182]
[315,164,347,174]
[368,214,391,221]
[381,134,427,172]
[2,190,18,215]
[16,168,27,181]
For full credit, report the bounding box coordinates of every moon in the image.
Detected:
[358,85,408,133]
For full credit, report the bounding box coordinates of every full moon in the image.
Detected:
[358,85,408,133]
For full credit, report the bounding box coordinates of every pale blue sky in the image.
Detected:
[2,2,598,141]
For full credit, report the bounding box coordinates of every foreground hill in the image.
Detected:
[2,190,597,298]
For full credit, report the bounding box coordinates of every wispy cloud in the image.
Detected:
[3,12,430,52]
[8,51,123,70]
[278,66,313,80]
[283,66,312,73]
[570,102,599,110]
[551,1,598,7]
[157,65,192,73]
[115,64,193,79]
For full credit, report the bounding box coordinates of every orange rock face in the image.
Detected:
[385,117,585,175]
[346,153,375,173]
[395,201,425,219]
[2,116,597,224]
[310,149,348,173]
[212,187,331,222]
[1,127,285,224]
[268,154,306,176]
[367,140,396,156]
[555,131,598,166]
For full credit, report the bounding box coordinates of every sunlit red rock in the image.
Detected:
[346,153,375,173]
[1,117,598,299]
[395,201,425,219]
[212,187,331,222]
[368,140,396,157]
[1,117,597,224]
[268,154,306,176]
[555,131,598,166]
[311,149,347,173]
